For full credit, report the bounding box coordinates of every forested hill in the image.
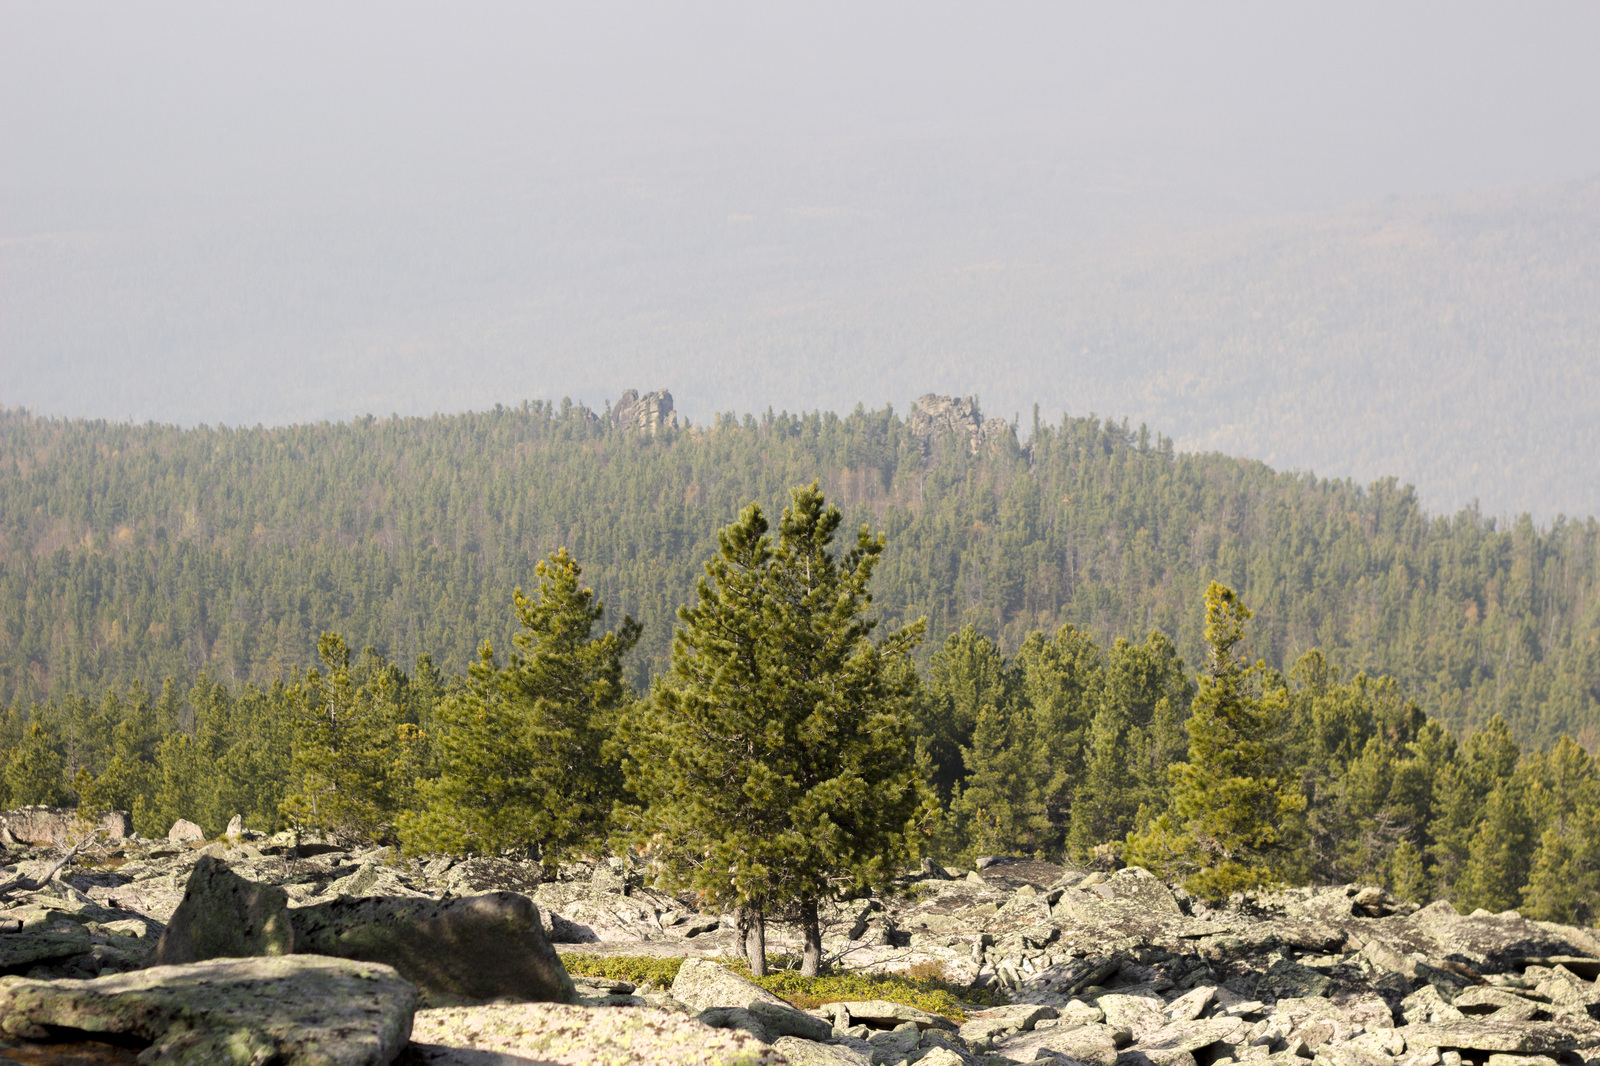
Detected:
[1,399,1596,748]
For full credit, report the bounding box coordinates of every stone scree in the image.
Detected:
[5,828,1600,1064]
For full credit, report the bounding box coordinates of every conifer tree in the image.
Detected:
[282,634,425,843]
[1124,583,1306,899]
[1522,803,1600,924]
[1107,633,1193,825]
[403,549,639,861]
[1427,715,1520,899]
[917,627,1016,806]
[1067,700,1139,859]
[75,684,163,827]
[949,701,1050,860]
[623,483,933,976]
[1016,623,1107,847]
[1454,779,1537,914]
[4,720,68,807]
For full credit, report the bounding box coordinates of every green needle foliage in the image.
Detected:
[1126,582,1307,899]
[3,720,69,808]
[402,548,639,863]
[622,482,934,976]
[282,633,428,843]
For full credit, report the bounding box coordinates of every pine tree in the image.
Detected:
[1427,715,1520,900]
[1016,623,1106,848]
[1124,583,1306,899]
[75,686,161,826]
[1067,700,1139,859]
[623,483,933,976]
[282,634,424,843]
[1388,839,1429,903]
[917,626,1017,807]
[403,548,639,862]
[4,720,68,807]
[1522,804,1600,924]
[949,701,1050,860]
[147,730,207,835]
[1454,779,1536,913]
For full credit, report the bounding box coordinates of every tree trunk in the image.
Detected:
[799,897,823,977]
[742,904,768,977]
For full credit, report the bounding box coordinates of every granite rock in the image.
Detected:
[0,955,416,1065]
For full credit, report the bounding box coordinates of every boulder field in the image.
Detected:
[2,817,1600,1065]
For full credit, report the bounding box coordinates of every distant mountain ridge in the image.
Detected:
[3,175,1594,520]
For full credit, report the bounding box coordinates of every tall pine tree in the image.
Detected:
[403,549,638,862]
[623,483,933,976]
[1125,583,1306,899]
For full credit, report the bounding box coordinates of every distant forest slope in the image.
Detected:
[5,173,1597,520]
[2,402,1596,748]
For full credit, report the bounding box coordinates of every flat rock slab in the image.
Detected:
[292,892,574,1007]
[0,1036,145,1065]
[0,955,416,1066]
[1403,1021,1584,1055]
[406,1003,783,1065]
[1137,1016,1247,1053]
[997,1022,1122,1066]
[768,1035,872,1065]
[828,999,957,1031]
[0,929,92,973]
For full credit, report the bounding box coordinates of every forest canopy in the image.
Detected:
[2,398,1595,750]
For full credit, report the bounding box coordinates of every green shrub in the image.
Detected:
[559,953,1006,1021]
[560,953,685,987]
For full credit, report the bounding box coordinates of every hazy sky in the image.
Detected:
[7,2,1599,222]
[4,2,1599,517]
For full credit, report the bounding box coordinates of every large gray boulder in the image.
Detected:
[0,806,132,846]
[671,958,833,1042]
[166,818,205,843]
[152,854,294,965]
[0,806,74,846]
[290,891,575,1007]
[0,955,416,1065]
[670,957,792,1013]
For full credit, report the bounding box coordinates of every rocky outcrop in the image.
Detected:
[907,394,1016,457]
[612,388,678,434]
[152,853,293,965]
[0,955,416,1065]
[0,806,132,847]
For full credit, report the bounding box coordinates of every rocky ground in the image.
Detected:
[2,807,1600,1065]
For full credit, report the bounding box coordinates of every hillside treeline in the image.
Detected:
[2,560,1596,927]
[2,402,1597,749]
